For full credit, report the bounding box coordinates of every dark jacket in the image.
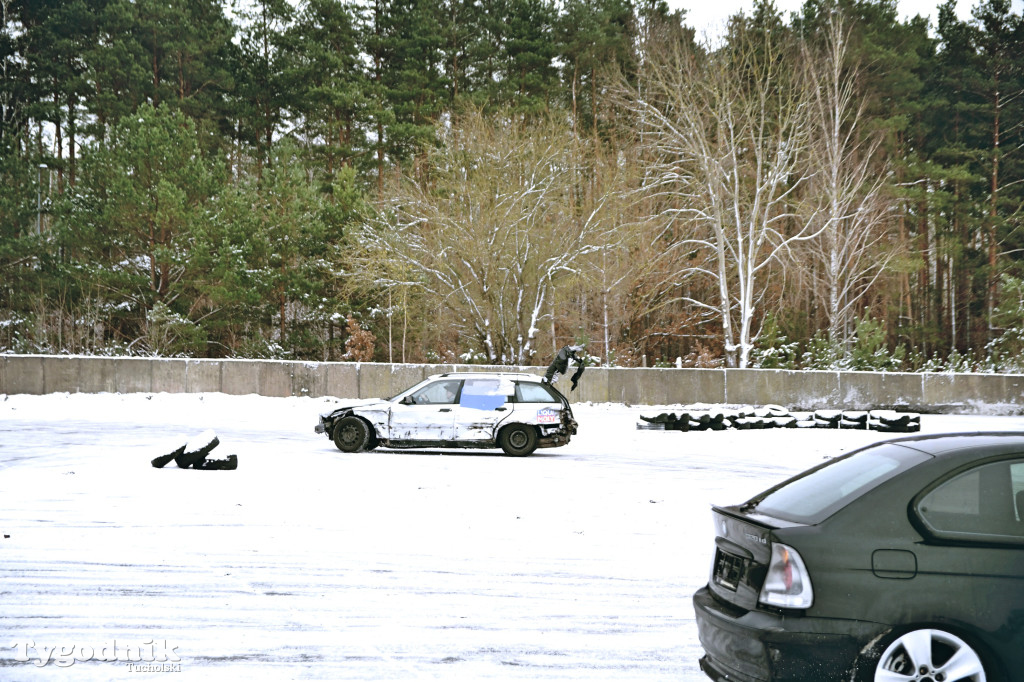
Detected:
[544,345,586,390]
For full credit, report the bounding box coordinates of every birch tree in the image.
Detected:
[800,12,898,349]
[620,22,824,368]
[356,109,615,365]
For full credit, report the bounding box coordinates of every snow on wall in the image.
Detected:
[1,354,1023,414]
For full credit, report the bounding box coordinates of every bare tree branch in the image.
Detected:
[353,109,621,365]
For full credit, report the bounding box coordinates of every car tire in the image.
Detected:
[866,628,989,682]
[332,416,373,453]
[499,424,538,457]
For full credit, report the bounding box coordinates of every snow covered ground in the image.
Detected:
[2,392,1023,681]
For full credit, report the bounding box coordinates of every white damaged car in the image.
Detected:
[315,372,578,457]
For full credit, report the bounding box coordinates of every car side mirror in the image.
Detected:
[400,395,414,405]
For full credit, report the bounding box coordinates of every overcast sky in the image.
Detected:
[671,0,1024,42]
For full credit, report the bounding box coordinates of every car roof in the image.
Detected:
[429,371,543,382]
[886,431,1024,458]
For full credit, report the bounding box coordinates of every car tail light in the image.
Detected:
[758,543,813,609]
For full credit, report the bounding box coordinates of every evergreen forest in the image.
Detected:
[2,0,1023,371]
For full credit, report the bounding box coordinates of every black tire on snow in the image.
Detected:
[333,416,373,452]
[175,435,220,468]
[152,444,184,468]
[194,454,238,470]
[499,424,539,457]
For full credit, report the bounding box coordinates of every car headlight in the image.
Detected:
[758,543,814,609]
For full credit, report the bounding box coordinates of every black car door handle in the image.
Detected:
[496,407,507,411]
[439,408,451,412]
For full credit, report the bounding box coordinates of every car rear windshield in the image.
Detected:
[746,443,931,524]
[514,382,561,404]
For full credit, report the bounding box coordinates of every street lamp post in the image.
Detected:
[37,163,48,234]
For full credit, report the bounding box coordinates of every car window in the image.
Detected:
[410,379,462,405]
[745,442,930,524]
[917,459,1024,541]
[459,378,513,410]
[515,382,560,404]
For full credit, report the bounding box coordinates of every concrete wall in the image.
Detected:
[2,354,1023,414]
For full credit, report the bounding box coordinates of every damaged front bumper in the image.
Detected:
[314,412,338,436]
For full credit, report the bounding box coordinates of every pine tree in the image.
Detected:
[970,0,1024,340]
[283,0,371,179]
[368,0,446,176]
[231,0,294,175]
[558,0,635,136]
[131,0,237,153]
[18,0,100,188]
[66,104,219,349]
[438,0,486,109]
[84,0,151,139]
[490,0,560,115]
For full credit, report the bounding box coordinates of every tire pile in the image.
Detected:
[638,406,921,433]
[150,429,239,469]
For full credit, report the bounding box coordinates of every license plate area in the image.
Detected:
[712,548,745,591]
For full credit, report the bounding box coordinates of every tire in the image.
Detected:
[871,628,988,682]
[499,424,538,457]
[332,416,373,453]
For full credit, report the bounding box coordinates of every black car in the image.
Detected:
[693,432,1024,682]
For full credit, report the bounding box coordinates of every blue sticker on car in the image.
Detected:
[460,379,511,411]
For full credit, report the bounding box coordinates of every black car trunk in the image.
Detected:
[708,506,778,612]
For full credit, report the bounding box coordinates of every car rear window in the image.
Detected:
[746,442,931,524]
[515,382,560,404]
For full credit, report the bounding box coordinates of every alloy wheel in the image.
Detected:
[875,629,986,682]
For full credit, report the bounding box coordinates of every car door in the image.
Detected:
[387,378,461,442]
[452,377,515,442]
[911,457,1024,674]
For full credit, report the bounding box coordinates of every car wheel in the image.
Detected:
[332,416,372,453]
[873,628,988,682]
[499,424,538,457]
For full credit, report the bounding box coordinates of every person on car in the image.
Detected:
[544,344,587,391]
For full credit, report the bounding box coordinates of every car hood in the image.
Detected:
[321,398,391,417]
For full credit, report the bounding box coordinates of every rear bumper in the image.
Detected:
[692,586,882,682]
[536,432,572,448]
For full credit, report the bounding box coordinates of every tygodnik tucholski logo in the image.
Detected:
[10,639,181,669]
